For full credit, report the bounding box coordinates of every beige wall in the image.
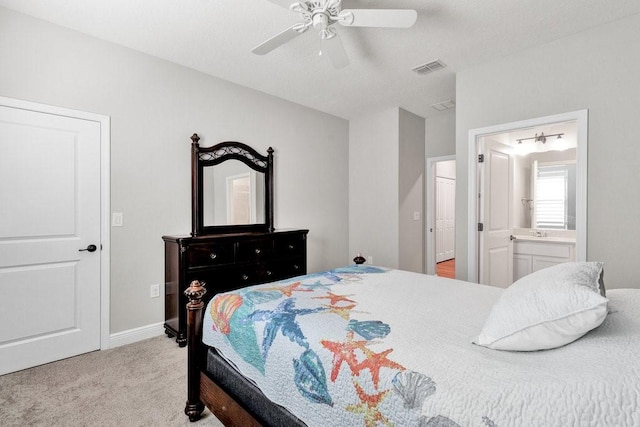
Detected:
[0,8,350,334]
[399,109,426,273]
[426,109,456,158]
[349,108,425,271]
[456,13,640,289]
[349,108,400,267]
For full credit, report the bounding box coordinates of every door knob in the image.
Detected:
[79,244,98,252]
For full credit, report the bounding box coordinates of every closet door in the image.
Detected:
[435,176,455,263]
[0,102,102,375]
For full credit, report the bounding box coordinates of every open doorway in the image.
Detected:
[467,110,588,286]
[426,155,456,278]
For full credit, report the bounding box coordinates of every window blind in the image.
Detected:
[535,166,568,229]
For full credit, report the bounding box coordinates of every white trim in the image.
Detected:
[0,96,112,350]
[425,155,455,275]
[467,110,588,283]
[109,322,165,348]
[99,116,111,350]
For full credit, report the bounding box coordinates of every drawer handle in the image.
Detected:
[209,252,217,260]
[242,274,249,281]
[254,248,261,255]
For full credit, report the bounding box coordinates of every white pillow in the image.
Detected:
[474,262,608,351]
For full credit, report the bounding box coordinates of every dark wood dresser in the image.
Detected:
[163,229,308,346]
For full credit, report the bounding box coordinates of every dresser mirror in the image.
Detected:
[190,133,274,236]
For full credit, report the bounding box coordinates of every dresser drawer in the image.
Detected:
[234,265,277,287]
[187,266,246,294]
[236,238,274,262]
[187,241,235,268]
[274,234,306,258]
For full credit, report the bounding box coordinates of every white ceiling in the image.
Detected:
[2,0,640,119]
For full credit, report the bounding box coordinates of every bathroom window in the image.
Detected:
[534,164,573,229]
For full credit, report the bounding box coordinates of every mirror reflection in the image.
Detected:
[202,160,265,226]
[515,149,576,231]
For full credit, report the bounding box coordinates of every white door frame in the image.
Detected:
[467,110,588,283]
[425,154,455,275]
[0,96,111,350]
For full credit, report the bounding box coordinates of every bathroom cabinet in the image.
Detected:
[513,239,576,281]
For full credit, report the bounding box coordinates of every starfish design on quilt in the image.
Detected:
[354,347,405,389]
[300,280,333,292]
[345,381,392,427]
[321,303,362,320]
[249,298,326,358]
[321,331,370,382]
[256,281,313,297]
[312,291,356,305]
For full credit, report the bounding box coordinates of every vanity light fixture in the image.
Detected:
[516,132,564,144]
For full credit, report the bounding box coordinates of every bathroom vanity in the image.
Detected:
[512,229,576,281]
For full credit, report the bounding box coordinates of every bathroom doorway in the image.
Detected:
[467,110,588,286]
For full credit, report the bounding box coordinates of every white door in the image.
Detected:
[479,140,513,287]
[0,103,102,375]
[435,176,455,263]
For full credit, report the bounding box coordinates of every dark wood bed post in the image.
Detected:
[190,133,200,237]
[266,147,274,233]
[184,280,206,422]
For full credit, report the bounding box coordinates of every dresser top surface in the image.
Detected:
[162,229,309,243]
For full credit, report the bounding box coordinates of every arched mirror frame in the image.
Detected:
[190,133,274,236]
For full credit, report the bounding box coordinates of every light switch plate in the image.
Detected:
[112,212,123,227]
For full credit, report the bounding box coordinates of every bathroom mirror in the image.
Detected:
[513,144,577,232]
[531,160,576,230]
[190,134,273,236]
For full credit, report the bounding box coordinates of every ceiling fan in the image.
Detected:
[252,0,418,69]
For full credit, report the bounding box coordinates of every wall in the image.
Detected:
[0,7,350,334]
[349,108,399,267]
[435,160,456,179]
[349,108,425,271]
[456,13,640,288]
[399,109,426,273]
[425,109,456,158]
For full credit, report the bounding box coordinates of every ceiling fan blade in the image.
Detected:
[339,9,418,28]
[321,34,349,69]
[252,24,307,55]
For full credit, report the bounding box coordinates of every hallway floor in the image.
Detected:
[436,259,455,279]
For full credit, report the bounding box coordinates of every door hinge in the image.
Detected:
[478,154,484,163]
[478,222,484,231]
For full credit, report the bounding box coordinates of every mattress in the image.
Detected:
[202,266,640,426]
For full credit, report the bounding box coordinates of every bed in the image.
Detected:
[184,260,640,426]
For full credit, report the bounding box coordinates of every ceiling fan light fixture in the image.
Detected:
[320,27,337,40]
[254,0,418,68]
[290,2,309,13]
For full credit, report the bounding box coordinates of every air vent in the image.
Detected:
[431,99,456,111]
[411,59,446,75]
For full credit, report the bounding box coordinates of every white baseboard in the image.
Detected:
[108,322,166,349]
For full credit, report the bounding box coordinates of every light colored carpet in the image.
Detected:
[0,336,224,426]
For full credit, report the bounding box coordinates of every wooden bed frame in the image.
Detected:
[183,280,258,425]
